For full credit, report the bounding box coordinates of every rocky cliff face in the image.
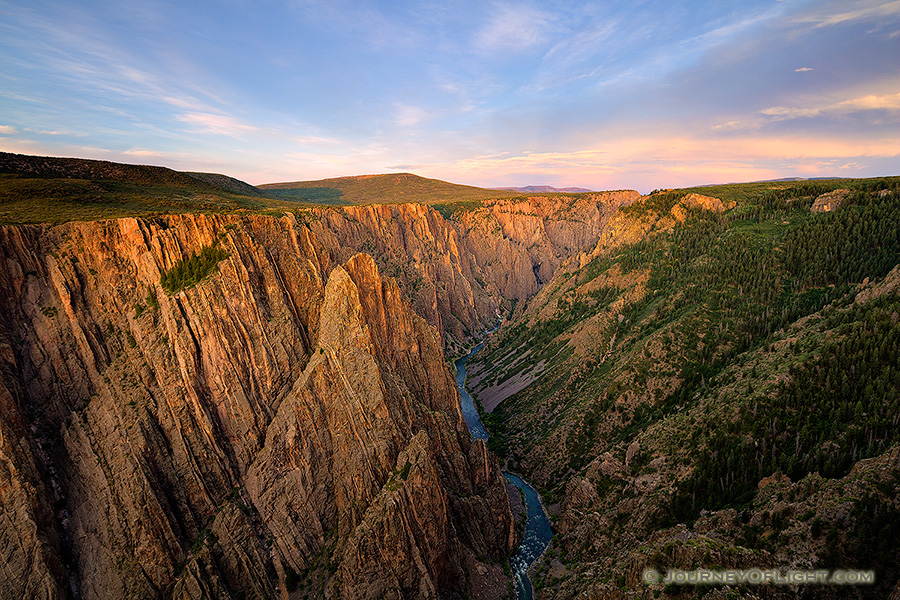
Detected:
[308,203,496,354]
[306,192,640,353]
[0,214,514,600]
[454,192,640,301]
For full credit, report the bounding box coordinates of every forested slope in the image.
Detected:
[471,176,900,599]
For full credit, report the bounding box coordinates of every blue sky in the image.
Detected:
[1,0,898,191]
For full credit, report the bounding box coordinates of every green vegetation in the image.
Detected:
[264,186,349,204]
[160,244,230,293]
[145,286,159,310]
[432,199,485,219]
[258,172,519,205]
[677,178,854,205]
[671,292,900,519]
[0,173,289,224]
[480,176,900,494]
[385,460,413,491]
[620,189,688,218]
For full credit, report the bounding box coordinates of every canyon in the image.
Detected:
[1,154,899,600]
[0,167,638,600]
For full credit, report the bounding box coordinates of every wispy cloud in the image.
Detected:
[122,148,177,158]
[543,19,618,65]
[796,0,900,29]
[475,2,556,53]
[176,112,259,136]
[795,66,814,72]
[759,106,823,120]
[395,104,430,127]
[838,92,900,110]
[22,128,86,137]
[761,91,900,121]
[0,125,17,135]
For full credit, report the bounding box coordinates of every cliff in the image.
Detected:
[0,214,514,599]
[306,192,640,353]
[453,192,640,300]
[0,185,651,599]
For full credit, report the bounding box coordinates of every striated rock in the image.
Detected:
[309,203,496,348]
[455,192,640,299]
[304,194,639,353]
[0,214,513,600]
[0,329,67,600]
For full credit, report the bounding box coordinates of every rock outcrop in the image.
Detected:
[0,214,514,600]
[670,192,736,222]
[309,203,496,351]
[810,188,850,213]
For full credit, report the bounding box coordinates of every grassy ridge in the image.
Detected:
[0,152,218,188]
[259,172,520,205]
[0,152,333,224]
[0,174,285,224]
[0,153,525,222]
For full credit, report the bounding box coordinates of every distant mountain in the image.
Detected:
[259,172,520,205]
[493,185,594,193]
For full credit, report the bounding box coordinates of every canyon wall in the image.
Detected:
[0,214,514,600]
[309,191,640,353]
[0,192,639,598]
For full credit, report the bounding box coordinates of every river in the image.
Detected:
[454,343,554,600]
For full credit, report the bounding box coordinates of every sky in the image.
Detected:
[1,0,899,192]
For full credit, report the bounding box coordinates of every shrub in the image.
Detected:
[160,243,229,293]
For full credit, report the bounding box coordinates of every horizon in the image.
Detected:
[4,148,898,197]
[1,1,899,191]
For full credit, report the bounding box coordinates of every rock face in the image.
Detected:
[454,192,640,300]
[306,193,638,353]
[0,214,514,600]
[309,203,495,352]
[811,188,851,213]
[669,193,736,222]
